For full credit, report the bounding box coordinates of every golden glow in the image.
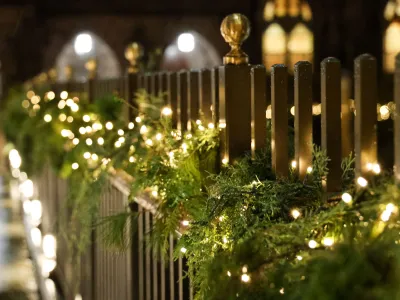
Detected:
[44,114,52,122]
[59,114,67,122]
[22,100,30,108]
[275,0,286,17]
[118,129,124,136]
[97,137,104,145]
[47,91,55,100]
[145,139,153,146]
[27,91,35,99]
[384,22,400,72]
[357,177,368,187]
[155,133,163,141]
[83,152,91,159]
[86,138,93,146]
[263,1,275,21]
[105,122,113,130]
[128,122,135,129]
[288,24,313,52]
[306,166,313,174]
[222,157,229,165]
[208,123,215,129]
[322,237,334,247]
[289,0,300,17]
[60,91,68,100]
[291,160,297,168]
[72,163,79,170]
[83,115,91,122]
[140,125,148,134]
[67,116,74,123]
[91,154,98,161]
[182,220,190,226]
[135,116,142,123]
[79,127,86,135]
[341,192,352,204]
[308,240,317,249]
[262,23,287,68]
[180,247,187,253]
[301,2,312,21]
[72,138,79,145]
[290,106,295,116]
[58,100,66,109]
[129,156,136,163]
[291,209,301,219]
[384,1,396,20]
[241,274,250,283]
[227,271,231,277]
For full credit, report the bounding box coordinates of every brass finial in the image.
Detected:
[65,65,73,81]
[220,14,251,65]
[85,58,97,79]
[125,42,143,73]
[48,68,57,83]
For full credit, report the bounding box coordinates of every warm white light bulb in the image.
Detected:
[182,220,190,226]
[140,125,148,134]
[291,160,297,168]
[161,107,172,116]
[180,247,187,253]
[307,166,313,174]
[177,33,195,53]
[241,274,250,283]
[83,115,90,122]
[291,209,301,219]
[86,138,93,146]
[74,33,93,55]
[128,122,135,129]
[322,237,334,247]
[118,129,124,136]
[72,163,79,170]
[106,122,113,130]
[135,117,142,123]
[83,152,91,159]
[308,240,317,249]
[155,133,163,141]
[42,234,57,259]
[97,137,104,145]
[357,177,368,187]
[341,192,352,204]
[44,114,52,122]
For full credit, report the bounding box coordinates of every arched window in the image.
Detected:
[55,32,121,82]
[161,31,221,71]
[262,0,313,71]
[262,24,287,69]
[288,24,314,68]
[383,0,400,72]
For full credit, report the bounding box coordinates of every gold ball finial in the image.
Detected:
[85,58,97,79]
[220,14,251,65]
[125,42,143,73]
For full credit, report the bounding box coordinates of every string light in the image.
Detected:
[85,126,92,133]
[71,103,79,112]
[290,106,295,116]
[186,134,192,139]
[280,288,285,295]
[223,236,228,244]
[135,117,142,123]
[31,95,40,105]
[44,114,52,122]
[92,123,102,131]
[60,91,68,99]
[208,123,215,129]
[66,99,74,107]
[140,125,148,134]
[182,220,190,226]
[86,138,93,146]
[222,157,229,165]
[145,139,153,146]
[106,122,113,130]
[128,122,135,129]
[291,209,301,219]
[227,271,231,277]
[180,247,187,253]
[67,116,74,123]
[161,107,172,116]
[198,125,205,131]
[72,138,79,145]
[322,237,334,247]
[118,129,124,136]
[61,129,70,137]
[308,240,317,249]
[91,154,98,161]
[341,192,352,204]
[79,127,86,135]
[155,133,163,141]
[219,122,226,129]
[83,152,91,159]
[181,143,188,152]
[372,164,381,174]
[296,255,303,261]
[129,156,136,163]
[381,210,391,222]
[307,166,313,174]
[241,274,250,283]
[59,114,67,122]
[291,160,297,168]
[72,163,79,170]
[47,91,55,100]
[27,91,35,99]
[58,100,66,109]
[83,115,90,122]
[118,137,125,143]
[357,177,368,187]
[115,141,121,148]
[242,266,248,273]
[22,100,30,108]
[97,137,104,145]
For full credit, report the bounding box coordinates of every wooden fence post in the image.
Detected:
[198,69,213,124]
[167,72,178,128]
[321,57,342,193]
[178,71,189,132]
[341,71,353,159]
[219,14,252,164]
[159,72,168,104]
[250,65,267,157]
[211,67,219,125]
[187,70,200,131]
[85,58,97,103]
[271,64,288,177]
[294,61,313,179]
[354,54,377,179]
[395,54,400,183]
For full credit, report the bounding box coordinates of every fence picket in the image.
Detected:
[199,69,213,123]
[211,67,219,125]
[271,64,289,177]
[187,70,200,131]
[395,54,400,183]
[294,61,313,179]
[167,72,178,128]
[354,54,377,178]
[321,58,342,193]
[178,71,189,132]
[341,72,353,159]
[250,65,268,157]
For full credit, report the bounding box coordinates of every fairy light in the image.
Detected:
[380,105,390,119]
[97,137,104,145]
[66,99,74,107]
[266,107,272,119]
[31,95,40,105]
[208,123,215,129]
[118,129,124,136]
[58,100,66,109]
[291,209,301,219]
[85,126,92,133]
[182,220,190,226]
[219,122,226,129]
[198,125,205,131]
[33,104,40,110]
[386,203,396,213]
[67,116,74,123]
[307,166,313,174]
[181,143,188,153]
[341,192,352,204]
[44,114,52,122]
[241,274,250,283]
[227,271,231,277]
[140,125,148,134]
[161,107,172,116]
[296,255,303,261]
[135,117,142,123]
[128,122,135,129]
[27,91,35,99]
[381,210,391,222]
[180,247,187,253]
[71,103,79,112]
[372,163,381,174]
[357,177,368,187]
[22,100,30,108]
[322,237,334,247]
[83,115,90,122]
[83,152,91,159]
[106,122,113,130]
[68,132,75,139]
[61,129,70,137]
[92,123,102,131]
[59,114,67,122]
[129,156,135,163]
[290,106,295,116]
[308,240,317,249]
[60,91,68,99]
[222,157,229,165]
[223,236,228,244]
[115,141,121,148]
[72,163,79,170]
[291,160,297,168]
[47,91,55,100]
[280,288,285,295]
[145,139,153,146]
[155,133,163,141]
[186,134,192,139]
[9,149,22,169]
[42,235,57,259]
[91,154,98,161]
[118,137,126,143]
[86,138,93,146]
[79,127,86,135]
[242,266,248,273]
[72,138,79,145]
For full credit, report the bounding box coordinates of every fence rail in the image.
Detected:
[30,13,400,300]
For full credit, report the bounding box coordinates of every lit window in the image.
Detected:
[264,1,275,21]
[263,23,287,69]
[288,23,314,68]
[384,22,400,73]
[74,33,93,55]
[289,0,300,17]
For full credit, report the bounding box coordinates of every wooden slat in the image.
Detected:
[126,72,139,120]
[138,206,144,300]
[178,71,189,132]
[321,57,342,192]
[271,64,289,177]
[211,67,219,125]
[294,61,313,179]
[199,69,213,123]
[341,71,353,159]
[152,217,158,300]
[159,72,168,105]
[218,65,251,164]
[354,54,377,178]
[395,54,400,183]
[145,211,151,300]
[250,65,267,157]
[179,255,183,300]
[187,70,200,131]
[152,72,160,97]
[145,74,152,95]
[169,234,175,300]
[130,202,140,300]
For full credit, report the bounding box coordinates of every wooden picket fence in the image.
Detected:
[31,13,400,300]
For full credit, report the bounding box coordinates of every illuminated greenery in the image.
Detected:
[2,86,400,300]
